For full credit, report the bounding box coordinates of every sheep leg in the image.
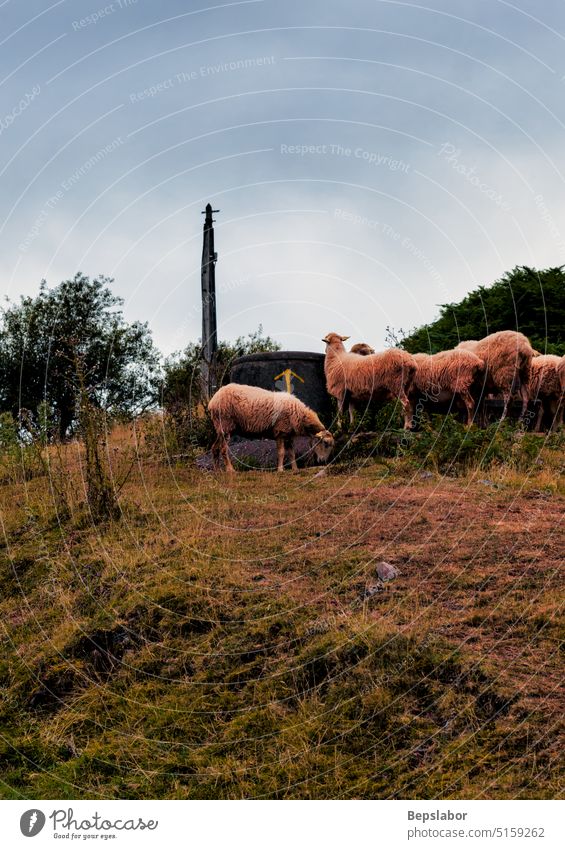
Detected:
[518,383,529,420]
[534,402,544,433]
[220,434,235,473]
[276,437,286,472]
[399,391,414,430]
[548,399,561,433]
[459,390,475,427]
[555,399,564,430]
[500,392,511,421]
[211,434,221,469]
[285,437,299,471]
[336,390,352,428]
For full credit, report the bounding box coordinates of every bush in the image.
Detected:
[334,411,563,476]
[397,416,516,473]
[398,265,565,355]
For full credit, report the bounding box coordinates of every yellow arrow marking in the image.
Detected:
[274,368,305,393]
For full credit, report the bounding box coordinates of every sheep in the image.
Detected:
[530,354,564,431]
[350,342,375,356]
[323,332,417,428]
[455,330,535,420]
[208,383,334,472]
[410,349,485,426]
[558,356,565,393]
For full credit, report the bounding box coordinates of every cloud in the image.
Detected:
[2,0,564,355]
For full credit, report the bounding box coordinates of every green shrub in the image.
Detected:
[335,412,561,476]
[397,416,513,473]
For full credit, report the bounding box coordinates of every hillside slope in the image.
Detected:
[0,433,563,799]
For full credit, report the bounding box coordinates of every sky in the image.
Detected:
[1,0,564,357]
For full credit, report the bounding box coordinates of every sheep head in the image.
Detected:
[312,429,334,464]
[350,342,375,356]
[322,332,350,349]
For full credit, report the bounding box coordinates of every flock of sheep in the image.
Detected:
[209,329,565,472]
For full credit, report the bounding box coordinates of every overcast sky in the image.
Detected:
[1,0,564,356]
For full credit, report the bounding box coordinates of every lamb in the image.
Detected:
[455,330,535,420]
[410,349,485,426]
[208,383,334,473]
[350,342,375,356]
[530,354,564,431]
[323,332,417,428]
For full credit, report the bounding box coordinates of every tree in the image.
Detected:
[162,325,281,411]
[398,266,565,355]
[0,273,160,439]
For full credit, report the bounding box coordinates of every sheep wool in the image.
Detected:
[556,355,565,393]
[411,349,485,425]
[530,354,564,431]
[455,330,535,419]
[350,343,375,356]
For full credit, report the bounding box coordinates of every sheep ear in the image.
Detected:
[322,336,330,343]
[340,335,350,341]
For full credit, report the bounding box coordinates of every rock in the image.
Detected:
[376,561,400,582]
[419,471,434,479]
[478,479,497,488]
[197,436,318,471]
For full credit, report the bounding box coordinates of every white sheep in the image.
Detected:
[410,349,485,426]
[208,383,334,472]
[323,332,417,428]
[456,330,536,419]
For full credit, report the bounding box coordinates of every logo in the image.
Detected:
[20,810,46,837]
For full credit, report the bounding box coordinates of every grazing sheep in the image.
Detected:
[455,330,535,420]
[323,332,417,428]
[208,383,334,473]
[530,354,564,431]
[350,342,375,356]
[410,349,485,426]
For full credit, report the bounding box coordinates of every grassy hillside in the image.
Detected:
[0,423,563,799]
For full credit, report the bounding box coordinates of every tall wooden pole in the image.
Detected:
[201,203,219,399]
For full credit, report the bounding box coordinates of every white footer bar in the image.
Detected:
[2,799,562,849]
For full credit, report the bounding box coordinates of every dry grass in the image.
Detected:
[0,420,563,799]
